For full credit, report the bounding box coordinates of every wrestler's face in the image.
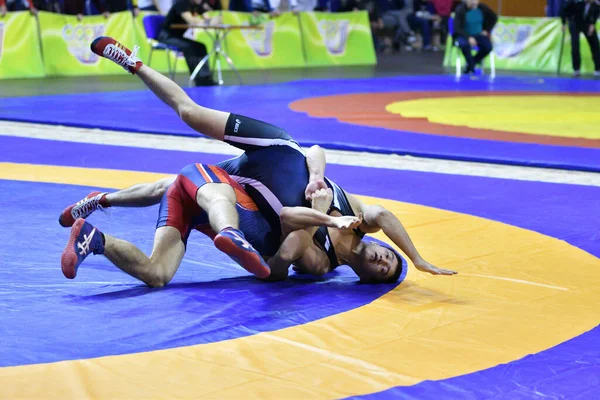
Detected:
[358,242,399,283]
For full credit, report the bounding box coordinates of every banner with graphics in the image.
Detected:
[0,12,45,79]
[39,11,137,76]
[219,12,305,70]
[443,17,600,74]
[300,11,376,66]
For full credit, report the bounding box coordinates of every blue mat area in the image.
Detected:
[1,75,600,171]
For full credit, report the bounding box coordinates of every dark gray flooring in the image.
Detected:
[0,50,570,98]
[0,51,446,98]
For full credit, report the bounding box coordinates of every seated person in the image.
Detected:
[453,0,497,74]
[160,0,215,86]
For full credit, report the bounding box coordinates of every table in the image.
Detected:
[170,24,263,86]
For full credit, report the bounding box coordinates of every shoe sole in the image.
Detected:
[61,218,85,279]
[214,235,271,279]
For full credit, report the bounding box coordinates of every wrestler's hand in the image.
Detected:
[311,188,333,213]
[414,259,457,275]
[305,179,328,201]
[332,213,363,230]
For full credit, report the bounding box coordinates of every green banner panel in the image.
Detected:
[39,11,137,76]
[444,16,600,74]
[0,11,45,79]
[220,11,305,70]
[299,11,376,67]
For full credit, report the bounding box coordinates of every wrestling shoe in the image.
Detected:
[91,36,142,74]
[214,227,271,279]
[59,191,109,228]
[61,218,105,279]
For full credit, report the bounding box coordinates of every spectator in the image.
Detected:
[453,0,497,74]
[411,0,433,50]
[378,0,415,50]
[561,0,600,76]
[160,0,214,85]
[63,0,109,19]
[377,0,431,51]
[229,0,272,12]
[0,0,37,16]
[428,0,454,45]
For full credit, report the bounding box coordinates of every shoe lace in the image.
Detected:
[103,44,140,70]
[72,195,111,220]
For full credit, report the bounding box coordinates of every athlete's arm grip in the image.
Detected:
[305,145,326,182]
[280,206,336,237]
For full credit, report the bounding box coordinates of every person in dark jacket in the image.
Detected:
[160,0,215,86]
[561,0,600,76]
[453,0,497,74]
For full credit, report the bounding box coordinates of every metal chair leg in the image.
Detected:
[148,46,154,68]
[171,53,179,81]
[221,52,243,85]
[166,49,172,79]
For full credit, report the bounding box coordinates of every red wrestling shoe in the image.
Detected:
[90,36,142,74]
[214,227,271,279]
[61,219,105,279]
[59,192,109,228]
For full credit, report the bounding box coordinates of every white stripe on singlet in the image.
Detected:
[230,175,284,215]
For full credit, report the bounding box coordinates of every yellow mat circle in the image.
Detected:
[386,95,600,139]
[1,163,599,399]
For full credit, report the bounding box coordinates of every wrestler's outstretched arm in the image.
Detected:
[347,193,457,276]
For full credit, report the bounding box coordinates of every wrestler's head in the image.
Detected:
[353,241,403,284]
[465,0,479,9]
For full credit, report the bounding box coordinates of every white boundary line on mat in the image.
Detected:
[1,120,599,187]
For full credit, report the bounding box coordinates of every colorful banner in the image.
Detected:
[0,12,45,79]
[444,17,600,74]
[299,11,376,66]
[220,11,305,70]
[38,11,137,76]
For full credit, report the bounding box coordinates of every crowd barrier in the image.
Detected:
[0,10,376,79]
[444,16,600,74]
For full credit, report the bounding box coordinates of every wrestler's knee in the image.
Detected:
[145,268,173,288]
